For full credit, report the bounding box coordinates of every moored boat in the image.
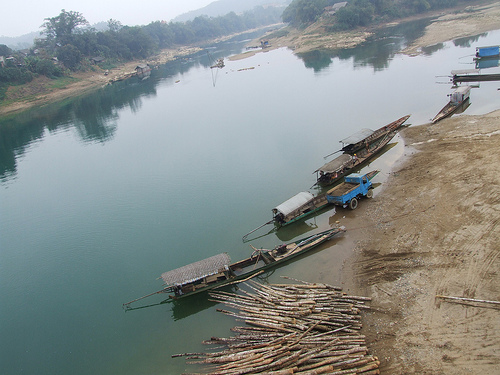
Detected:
[340,114,411,154]
[432,85,471,124]
[315,115,409,186]
[314,129,401,187]
[123,227,345,307]
[474,45,500,60]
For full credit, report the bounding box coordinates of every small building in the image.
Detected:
[326,2,348,15]
[91,56,105,64]
[135,63,151,78]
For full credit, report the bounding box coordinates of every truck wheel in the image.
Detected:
[349,198,358,210]
[366,189,373,198]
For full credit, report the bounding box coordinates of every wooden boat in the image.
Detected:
[340,115,410,154]
[451,69,500,84]
[123,227,345,307]
[315,128,401,186]
[432,86,471,124]
[474,45,500,60]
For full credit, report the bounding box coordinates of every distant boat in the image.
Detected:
[432,86,471,124]
[452,69,500,84]
[474,45,500,60]
[123,227,345,306]
[210,58,225,69]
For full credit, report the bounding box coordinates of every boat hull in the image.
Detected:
[165,227,345,300]
[317,132,396,186]
[432,97,470,124]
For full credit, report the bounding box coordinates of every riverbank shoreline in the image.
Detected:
[2,2,500,117]
[339,109,500,374]
[0,46,203,117]
[231,0,500,58]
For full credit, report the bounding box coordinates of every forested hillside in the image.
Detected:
[283,0,471,29]
[0,7,282,99]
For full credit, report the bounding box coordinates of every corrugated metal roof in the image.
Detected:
[315,153,353,173]
[340,128,374,145]
[274,191,314,217]
[453,85,471,94]
[160,253,231,286]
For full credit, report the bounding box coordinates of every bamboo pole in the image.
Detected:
[176,278,376,374]
[436,295,500,309]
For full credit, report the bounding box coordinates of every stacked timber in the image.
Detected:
[174,278,379,374]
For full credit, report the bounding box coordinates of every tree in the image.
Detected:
[0,44,11,57]
[41,9,89,48]
[107,19,123,33]
[57,44,82,70]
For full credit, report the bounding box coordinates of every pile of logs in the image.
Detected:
[173,278,379,374]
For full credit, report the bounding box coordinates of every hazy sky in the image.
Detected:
[2,0,214,37]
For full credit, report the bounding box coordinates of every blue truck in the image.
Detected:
[326,171,377,210]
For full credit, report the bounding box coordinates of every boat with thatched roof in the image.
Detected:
[123,227,345,307]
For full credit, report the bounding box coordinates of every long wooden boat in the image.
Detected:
[452,71,500,84]
[123,227,345,307]
[432,86,471,124]
[340,115,410,154]
[314,127,401,186]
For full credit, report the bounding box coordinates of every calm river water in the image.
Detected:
[1,23,499,375]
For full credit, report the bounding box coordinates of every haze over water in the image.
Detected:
[1,24,499,374]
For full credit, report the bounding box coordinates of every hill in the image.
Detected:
[174,0,291,22]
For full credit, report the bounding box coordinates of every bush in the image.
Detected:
[0,66,34,84]
[34,59,64,78]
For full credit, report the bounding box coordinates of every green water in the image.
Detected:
[1,26,499,375]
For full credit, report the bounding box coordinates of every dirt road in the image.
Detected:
[342,110,500,374]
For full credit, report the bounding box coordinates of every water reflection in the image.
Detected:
[0,22,498,183]
[453,33,487,48]
[298,18,432,72]
[476,58,499,69]
[0,29,272,183]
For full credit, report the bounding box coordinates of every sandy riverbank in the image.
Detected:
[334,3,500,373]
[230,0,500,59]
[340,109,500,374]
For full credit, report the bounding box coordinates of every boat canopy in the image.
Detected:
[160,253,231,286]
[315,153,352,174]
[476,45,499,57]
[340,128,374,146]
[451,69,479,75]
[274,191,314,217]
[451,85,471,104]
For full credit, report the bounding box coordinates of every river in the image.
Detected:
[1,23,499,375]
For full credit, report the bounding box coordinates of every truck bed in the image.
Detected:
[327,182,359,197]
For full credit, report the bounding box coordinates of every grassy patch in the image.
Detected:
[267,28,290,39]
[49,76,79,90]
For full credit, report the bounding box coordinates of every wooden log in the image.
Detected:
[244,319,296,333]
[258,368,297,375]
[436,295,500,309]
[294,364,335,375]
[350,361,380,373]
